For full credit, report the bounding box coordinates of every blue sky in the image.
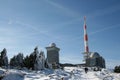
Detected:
[0,0,120,68]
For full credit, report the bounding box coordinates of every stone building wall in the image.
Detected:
[46,43,60,68]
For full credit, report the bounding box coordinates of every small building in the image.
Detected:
[46,43,60,68]
[86,52,105,68]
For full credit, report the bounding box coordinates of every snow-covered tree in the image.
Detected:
[10,56,16,67]
[23,47,39,70]
[0,48,8,67]
[10,53,24,68]
[34,51,45,70]
[16,53,24,67]
[23,55,30,69]
[40,51,45,69]
[114,65,120,73]
[23,47,47,70]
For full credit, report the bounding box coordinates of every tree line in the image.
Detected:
[0,47,48,70]
[1,47,120,72]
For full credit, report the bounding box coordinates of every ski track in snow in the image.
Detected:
[0,67,120,80]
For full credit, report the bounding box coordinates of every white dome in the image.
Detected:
[49,43,56,47]
[89,52,100,58]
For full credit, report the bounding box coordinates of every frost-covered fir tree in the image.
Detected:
[29,46,39,70]
[23,55,30,69]
[40,51,45,69]
[23,47,46,70]
[0,48,8,67]
[16,53,24,67]
[34,51,45,70]
[10,56,16,67]
[10,53,24,68]
[23,47,39,70]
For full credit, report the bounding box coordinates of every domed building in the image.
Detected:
[49,43,56,47]
[86,52,105,68]
[46,43,60,68]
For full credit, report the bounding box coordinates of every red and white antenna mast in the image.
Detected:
[84,16,89,53]
[83,16,90,60]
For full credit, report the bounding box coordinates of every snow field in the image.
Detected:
[0,67,120,80]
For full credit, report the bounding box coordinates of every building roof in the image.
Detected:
[89,52,100,58]
[49,43,56,47]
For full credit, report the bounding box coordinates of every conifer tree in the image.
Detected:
[114,65,120,73]
[10,53,24,68]
[0,48,8,67]
[23,47,38,70]
[23,55,31,69]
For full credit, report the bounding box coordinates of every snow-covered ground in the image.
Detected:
[0,67,120,80]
